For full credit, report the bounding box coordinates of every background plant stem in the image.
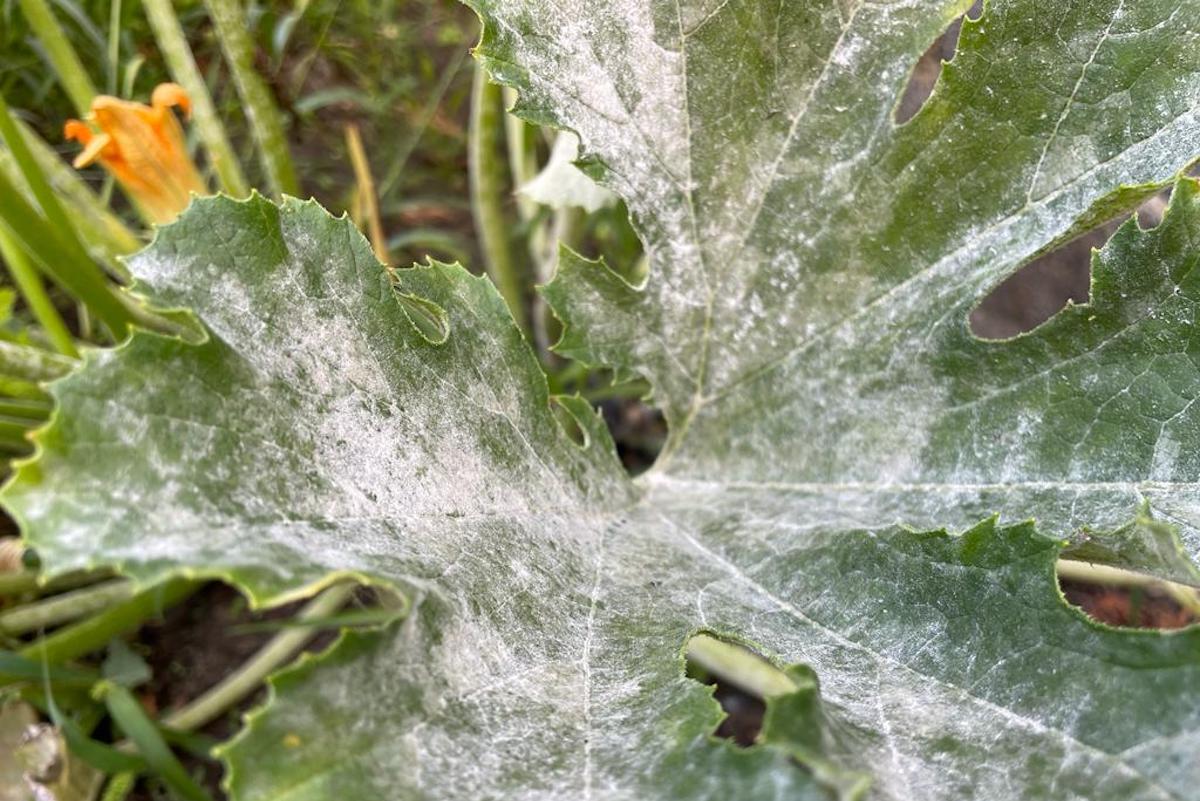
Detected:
[203,0,299,198]
[163,582,356,732]
[20,579,198,664]
[0,578,134,635]
[469,63,526,333]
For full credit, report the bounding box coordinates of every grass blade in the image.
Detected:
[0,650,99,686]
[0,169,133,336]
[45,688,148,775]
[0,227,77,357]
[1,118,141,265]
[0,95,135,335]
[15,0,97,114]
[102,682,212,801]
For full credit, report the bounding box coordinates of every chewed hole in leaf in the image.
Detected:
[1058,570,1200,630]
[969,230,1098,339]
[894,0,983,125]
[683,633,794,747]
[596,395,665,476]
[970,189,1171,339]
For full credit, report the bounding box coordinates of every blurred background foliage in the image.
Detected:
[2,0,479,264]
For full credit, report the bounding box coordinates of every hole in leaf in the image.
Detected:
[684,633,794,747]
[555,366,664,476]
[970,189,1170,339]
[969,230,1100,339]
[1058,570,1199,630]
[596,395,665,476]
[894,0,983,125]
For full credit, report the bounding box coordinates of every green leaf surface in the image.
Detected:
[7,0,1200,799]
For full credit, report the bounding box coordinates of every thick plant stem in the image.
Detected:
[0,571,37,596]
[202,0,298,198]
[0,227,77,357]
[470,64,527,333]
[502,87,538,224]
[162,582,356,732]
[15,0,97,115]
[0,578,135,635]
[19,579,198,664]
[142,0,249,197]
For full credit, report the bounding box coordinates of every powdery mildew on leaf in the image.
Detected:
[8,0,1200,799]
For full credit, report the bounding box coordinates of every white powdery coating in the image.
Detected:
[14,1,1200,800]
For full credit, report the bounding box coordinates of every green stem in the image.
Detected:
[19,579,198,664]
[0,569,113,598]
[0,572,37,596]
[502,87,538,224]
[143,0,250,197]
[470,63,527,333]
[0,579,135,635]
[0,227,77,357]
[15,0,97,114]
[106,0,122,95]
[203,0,298,197]
[162,582,355,732]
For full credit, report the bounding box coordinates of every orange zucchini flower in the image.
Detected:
[64,83,207,224]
